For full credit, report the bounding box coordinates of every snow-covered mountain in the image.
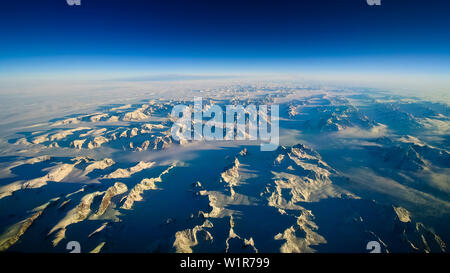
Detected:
[0,83,448,253]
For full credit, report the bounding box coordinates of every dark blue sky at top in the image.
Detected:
[1,0,450,75]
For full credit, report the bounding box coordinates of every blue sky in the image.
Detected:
[1,0,449,77]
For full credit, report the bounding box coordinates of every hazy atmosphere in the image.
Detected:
[0,0,449,256]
